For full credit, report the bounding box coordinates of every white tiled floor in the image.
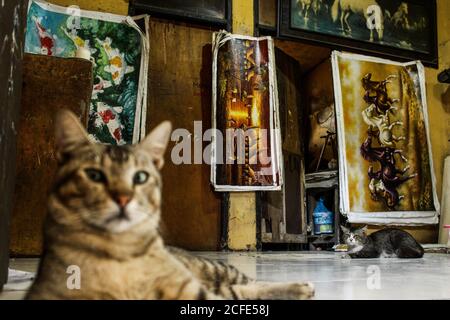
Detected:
[196,251,450,300]
[2,252,450,300]
[1,258,39,300]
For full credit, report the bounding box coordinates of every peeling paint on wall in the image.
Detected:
[0,0,27,287]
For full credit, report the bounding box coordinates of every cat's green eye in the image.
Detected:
[85,168,106,183]
[133,171,149,185]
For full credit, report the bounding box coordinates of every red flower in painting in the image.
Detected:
[99,109,116,124]
[113,127,122,142]
[34,18,54,56]
[40,36,54,55]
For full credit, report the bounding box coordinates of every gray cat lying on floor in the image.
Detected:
[341,226,424,259]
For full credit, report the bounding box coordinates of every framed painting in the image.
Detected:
[255,0,277,34]
[130,0,231,29]
[278,0,438,68]
[211,31,283,191]
[25,0,149,145]
[332,51,439,225]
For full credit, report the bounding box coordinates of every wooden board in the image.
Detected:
[9,54,93,256]
[303,59,336,172]
[275,39,331,74]
[146,19,221,250]
[257,0,277,28]
[0,0,28,287]
[262,47,307,243]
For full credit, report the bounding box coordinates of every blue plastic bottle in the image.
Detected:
[313,197,334,234]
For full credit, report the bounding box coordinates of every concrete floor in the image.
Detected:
[1,252,450,300]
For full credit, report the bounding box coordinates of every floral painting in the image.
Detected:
[25,0,148,144]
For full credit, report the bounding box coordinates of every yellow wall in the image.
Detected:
[48,0,128,15]
[227,0,257,251]
[425,0,450,205]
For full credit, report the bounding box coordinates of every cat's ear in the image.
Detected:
[54,109,91,160]
[355,225,368,235]
[139,121,172,169]
[340,225,350,234]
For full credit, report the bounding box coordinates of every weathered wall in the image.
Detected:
[423,0,450,240]
[49,0,128,14]
[145,19,221,250]
[0,0,27,287]
[10,55,93,256]
[227,0,257,251]
[426,1,450,186]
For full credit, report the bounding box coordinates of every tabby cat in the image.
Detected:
[341,226,424,259]
[26,110,314,300]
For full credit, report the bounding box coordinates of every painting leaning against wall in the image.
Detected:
[25,0,149,145]
[211,31,283,192]
[332,51,439,225]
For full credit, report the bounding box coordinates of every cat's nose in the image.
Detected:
[114,195,131,208]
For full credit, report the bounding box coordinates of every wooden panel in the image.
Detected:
[424,0,450,243]
[0,0,27,288]
[132,0,227,21]
[9,54,93,256]
[304,59,336,172]
[263,48,306,243]
[275,39,331,74]
[146,19,221,250]
[258,0,277,28]
[276,48,303,155]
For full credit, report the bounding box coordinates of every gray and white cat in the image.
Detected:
[341,226,424,259]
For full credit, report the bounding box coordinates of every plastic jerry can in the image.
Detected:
[313,197,334,235]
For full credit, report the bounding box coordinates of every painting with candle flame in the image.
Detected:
[332,51,439,225]
[24,0,149,145]
[211,31,283,191]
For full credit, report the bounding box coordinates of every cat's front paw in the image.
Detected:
[340,254,352,259]
[288,282,315,300]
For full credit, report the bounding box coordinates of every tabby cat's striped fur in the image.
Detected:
[26,110,314,300]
